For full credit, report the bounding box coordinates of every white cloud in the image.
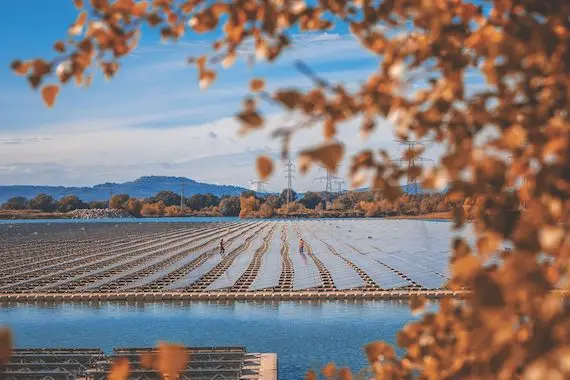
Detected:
[1,31,447,190]
[0,105,421,190]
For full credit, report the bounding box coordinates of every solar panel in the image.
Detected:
[309,240,364,290]
[367,251,447,289]
[119,226,256,291]
[120,244,216,291]
[206,236,264,290]
[249,229,283,290]
[305,224,410,289]
[288,224,322,290]
[165,228,258,290]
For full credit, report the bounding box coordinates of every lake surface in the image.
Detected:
[0,301,427,378]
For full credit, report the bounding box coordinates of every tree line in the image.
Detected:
[1,189,474,219]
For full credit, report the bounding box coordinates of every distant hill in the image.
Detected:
[0,176,248,203]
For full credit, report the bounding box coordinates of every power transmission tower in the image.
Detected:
[248,179,267,194]
[333,178,346,194]
[283,159,296,206]
[313,166,335,193]
[393,138,434,194]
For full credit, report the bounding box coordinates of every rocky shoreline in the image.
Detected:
[67,208,135,219]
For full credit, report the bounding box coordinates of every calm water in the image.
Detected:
[0,301,427,378]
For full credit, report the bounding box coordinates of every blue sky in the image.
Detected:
[0,1,453,192]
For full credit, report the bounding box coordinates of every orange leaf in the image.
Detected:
[10,60,30,76]
[73,0,84,9]
[451,255,480,280]
[41,85,60,108]
[323,118,336,140]
[54,41,66,53]
[322,362,337,379]
[131,1,148,17]
[410,295,426,315]
[250,78,265,92]
[299,142,344,173]
[108,357,130,380]
[154,342,188,379]
[70,11,88,35]
[338,368,353,380]
[139,352,154,369]
[305,369,317,380]
[476,232,502,256]
[274,90,302,109]
[364,341,396,363]
[236,110,263,129]
[199,70,216,90]
[256,155,273,180]
[0,327,12,364]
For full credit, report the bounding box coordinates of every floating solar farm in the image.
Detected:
[0,220,475,300]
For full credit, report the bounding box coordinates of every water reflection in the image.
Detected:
[0,300,429,378]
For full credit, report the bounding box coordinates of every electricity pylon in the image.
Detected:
[283,159,296,206]
[313,165,336,193]
[248,179,267,194]
[333,178,346,194]
[393,138,434,194]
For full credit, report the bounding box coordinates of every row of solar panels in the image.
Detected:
[2,348,249,380]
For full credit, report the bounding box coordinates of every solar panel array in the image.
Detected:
[0,218,482,293]
[249,228,284,290]
[287,224,323,290]
[1,347,270,380]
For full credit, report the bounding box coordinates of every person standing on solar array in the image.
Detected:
[220,238,225,255]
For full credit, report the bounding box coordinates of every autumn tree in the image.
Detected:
[0,196,28,210]
[27,193,57,212]
[12,0,570,378]
[259,202,275,218]
[279,189,297,204]
[240,190,258,199]
[239,196,256,218]
[263,194,282,209]
[150,191,181,207]
[186,193,219,210]
[298,191,322,209]
[57,195,88,213]
[125,198,143,217]
[109,193,130,209]
[219,196,240,217]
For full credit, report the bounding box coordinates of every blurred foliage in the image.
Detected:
[8,0,570,378]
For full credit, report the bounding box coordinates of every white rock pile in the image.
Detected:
[67,208,135,219]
